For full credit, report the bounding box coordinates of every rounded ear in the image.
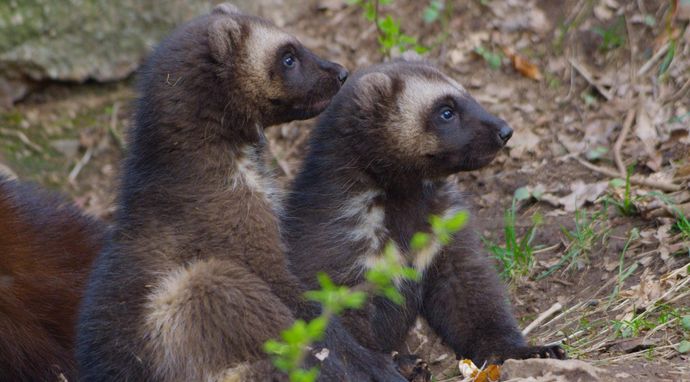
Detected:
[208,17,242,62]
[354,72,393,108]
[212,3,241,16]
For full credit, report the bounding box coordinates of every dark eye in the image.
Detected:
[440,107,454,121]
[283,54,296,68]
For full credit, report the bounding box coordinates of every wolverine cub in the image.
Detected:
[0,177,104,381]
[77,5,405,382]
[284,60,566,365]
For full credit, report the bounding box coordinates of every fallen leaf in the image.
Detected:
[558,181,609,212]
[635,99,662,171]
[512,54,542,81]
[508,128,541,157]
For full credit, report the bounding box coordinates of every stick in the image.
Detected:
[637,43,670,77]
[573,157,682,192]
[522,302,563,336]
[68,146,94,184]
[568,58,613,101]
[613,109,636,177]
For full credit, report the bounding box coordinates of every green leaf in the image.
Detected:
[474,46,502,70]
[678,340,690,353]
[514,187,531,201]
[609,178,626,188]
[586,146,608,161]
[423,7,439,23]
[290,367,319,382]
[681,315,690,331]
[410,232,431,251]
[444,211,469,233]
[342,291,367,309]
[306,317,328,339]
[383,286,404,305]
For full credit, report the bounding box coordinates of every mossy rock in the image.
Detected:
[0,0,308,107]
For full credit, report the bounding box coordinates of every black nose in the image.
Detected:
[337,68,349,84]
[498,124,513,144]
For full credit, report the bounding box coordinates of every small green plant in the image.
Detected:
[592,17,626,52]
[348,0,428,56]
[538,209,609,280]
[474,45,502,70]
[608,228,640,303]
[264,211,468,381]
[648,192,690,245]
[605,165,638,216]
[484,189,541,282]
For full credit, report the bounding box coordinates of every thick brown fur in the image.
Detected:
[284,60,566,367]
[76,5,405,381]
[0,177,105,381]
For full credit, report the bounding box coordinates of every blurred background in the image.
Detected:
[1,1,688,380]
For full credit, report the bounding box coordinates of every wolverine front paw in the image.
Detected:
[487,344,567,364]
[392,352,432,382]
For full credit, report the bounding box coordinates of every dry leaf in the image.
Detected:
[504,48,542,81]
[558,181,609,212]
[635,99,662,171]
[458,360,500,382]
[508,128,541,157]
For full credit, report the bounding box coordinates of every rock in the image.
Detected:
[502,359,603,382]
[0,0,312,108]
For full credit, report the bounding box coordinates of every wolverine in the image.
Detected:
[77,4,405,381]
[0,177,104,382]
[283,60,566,367]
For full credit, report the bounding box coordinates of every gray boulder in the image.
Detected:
[0,0,310,107]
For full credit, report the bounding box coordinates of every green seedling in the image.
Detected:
[538,209,608,280]
[592,16,626,52]
[474,45,502,70]
[608,228,640,303]
[605,165,638,216]
[484,190,541,282]
[348,0,428,57]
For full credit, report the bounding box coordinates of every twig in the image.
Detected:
[613,109,636,177]
[522,302,563,336]
[662,77,690,104]
[637,43,670,77]
[68,146,94,184]
[108,102,125,150]
[568,58,614,101]
[0,128,43,154]
[573,157,682,192]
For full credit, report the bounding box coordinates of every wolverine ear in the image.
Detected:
[212,3,242,16]
[355,72,393,108]
[208,16,242,63]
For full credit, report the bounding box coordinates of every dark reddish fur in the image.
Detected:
[0,178,105,381]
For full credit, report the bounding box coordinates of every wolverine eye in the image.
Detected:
[282,54,296,68]
[440,107,454,121]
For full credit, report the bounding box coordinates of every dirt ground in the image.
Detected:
[1,1,688,381]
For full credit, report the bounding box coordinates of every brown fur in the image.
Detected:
[77,5,404,381]
[0,178,105,381]
[284,60,566,367]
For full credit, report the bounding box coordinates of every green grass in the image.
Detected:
[608,228,640,303]
[605,165,638,216]
[484,195,541,282]
[537,209,609,280]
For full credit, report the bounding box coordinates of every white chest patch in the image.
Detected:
[354,200,467,277]
[230,146,282,209]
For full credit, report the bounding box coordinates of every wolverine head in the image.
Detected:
[313,60,512,181]
[140,3,347,134]
[207,4,348,125]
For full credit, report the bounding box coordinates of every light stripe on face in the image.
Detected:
[244,23,297,99]
[389,76,466,157]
